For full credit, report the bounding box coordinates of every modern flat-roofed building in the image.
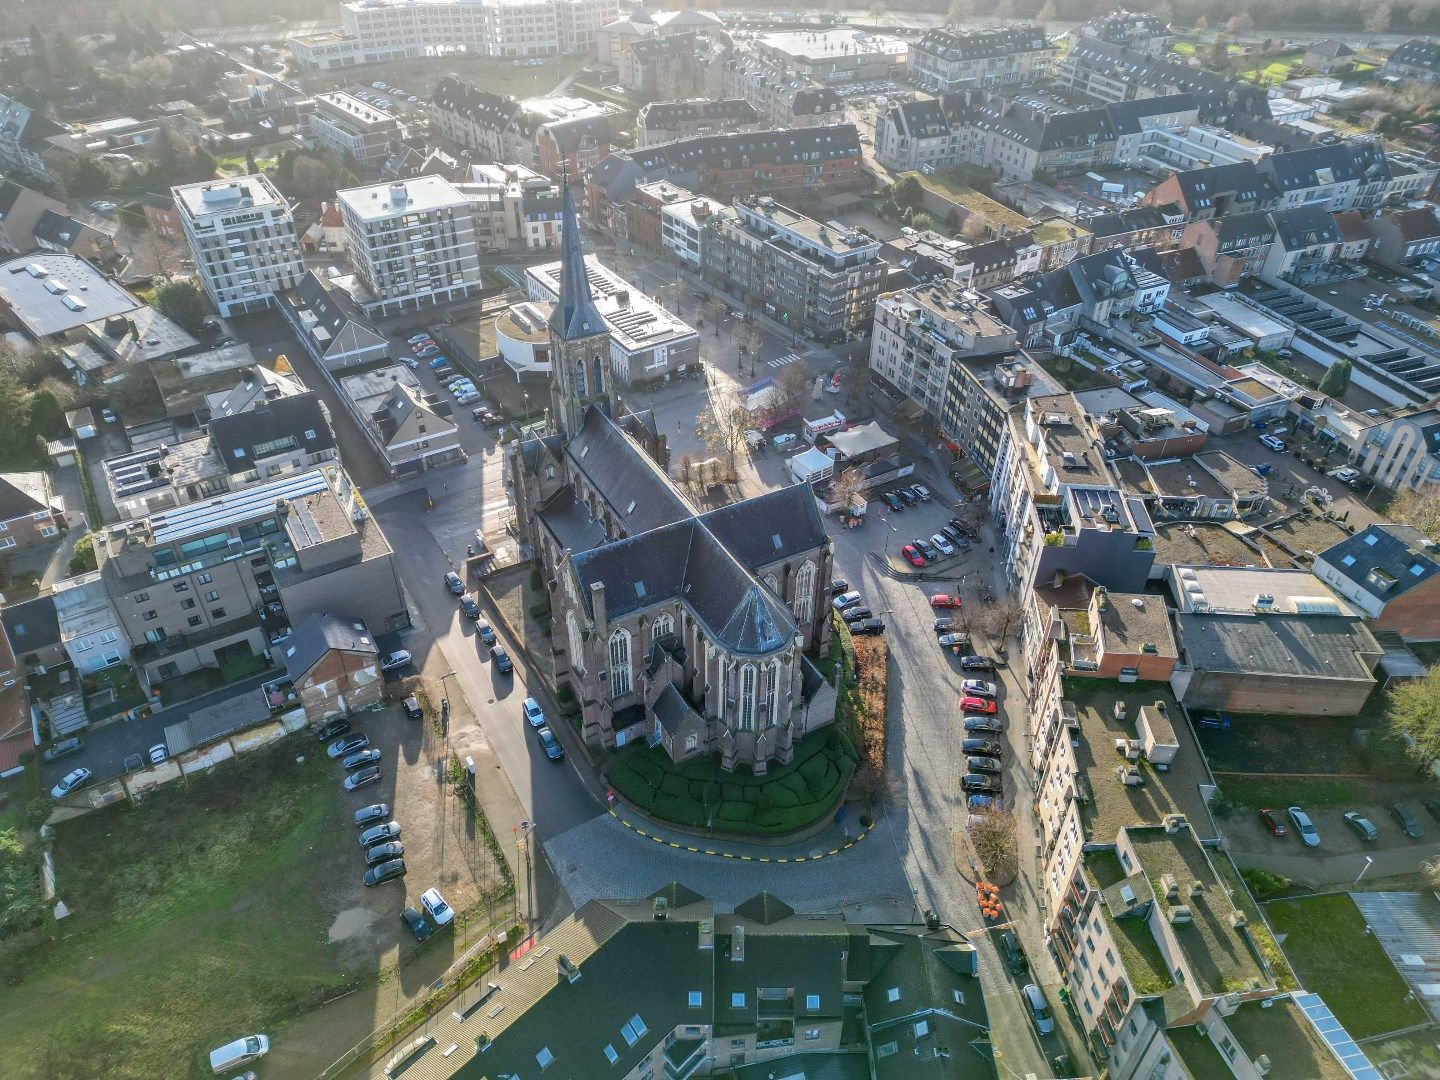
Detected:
[337,176,482,315]
[309,91,403,167]
[172,175,304,318]
[909,23,1054,92]
[700,196,883,346]
[0,253,142,342]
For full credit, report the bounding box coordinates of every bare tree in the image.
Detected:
[831,467,871,514]
[1366,1,1394,34]
[947,0,976,24]
[1225,12,1254,35]
[769,363,810,422]
[1036,0,1058,21]
[1390,486,1440,541]
[1411,0,1440,26]
[983,597,1023,643]
[959,213,991,242]
[968,808,1019,882]
[695,399,754,479]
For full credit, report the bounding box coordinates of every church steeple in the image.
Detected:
[548,174,614,435]
[549,177,606,343]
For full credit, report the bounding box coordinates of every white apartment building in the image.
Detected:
[1123,122,1272,174]
[317,0,617,63]
[457,163,564,250]
[309,91,403,167]
[172,175,304,318]
[337,176,483,315]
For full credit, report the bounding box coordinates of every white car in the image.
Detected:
[209,1034,269,1075]
[523,696,547,727]
[399,356,419,369]
[379,650,413,672]
[1259,434,1287,452]
[51,767,92,799]
[961,679,997,698]
[930,533,954,556]
[1331,467,1360,483]
[421,887,455,926]
[407,333,432,345]
[832,591,861,611]
[147,743,168,765]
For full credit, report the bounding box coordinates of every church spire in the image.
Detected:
[549,175,606,343]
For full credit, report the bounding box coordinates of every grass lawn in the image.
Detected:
[0,743,359,1079]
[1198,714,1372,776]
[911,171,1030,231]
[1265,893,1427,1038]
[1035,353,1117,393]
[305,55,588,101]
[1217,775,1367,809]
[1240,53,1306,86]
[607,727,857,836]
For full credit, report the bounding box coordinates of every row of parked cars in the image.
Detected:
[901,517,978,568]
[830,580,884,635]
[1261,800,1437,847]
[878,483,931,514]
[445,572,513,670]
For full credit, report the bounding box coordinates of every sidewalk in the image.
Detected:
[603,800,876,864]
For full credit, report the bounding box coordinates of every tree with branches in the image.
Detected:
[1391,486,1440,541]
[983,596,1023,643]
[1387,664,1440,770]
[695,399,754,479]
[968,807,1019,883]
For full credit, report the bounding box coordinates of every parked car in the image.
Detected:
[148,743,168,765]
[930,533,954,556]
[913,484,932,501]
[41,737,85,763]
[964,716,1003,734]
[1259,434,1288,452]
[491,645,513,673]
[1258,808,1287,837]
[379,650,413,672]
[963,737,1002,757]
[209,1035,269,1075]
[460,594,481,620]
[364,841,405,866]
[1023,984,1055,1035]
[364,858,407,887]
[1342,811,1379,841]
[914,539,938,561]
[941,525,965,546]
[1287,806,1320,846]
[402,906,436,943]
[830,579,850,594]
[901,544,926,567]
[1000,931,1028,976]
[359,821,401,847]
[1423,798,1440,824]
[961,655,998,671]
[421,887,455,926]
[962,773,1002,794]
[444,571,464,595]
[848,618,885,635]
[314,718,351,742]
[960,695,996,715]
[832,591,862,611]
[938,633,969,649]
[407,333,432,345]
[535,725,565,761]
[342,748,382,772]
[328,733,369,759]
[50,767,92,800]
[523,696,547,727]
[967,794,995,813]
[840,605,872,621]
[402,695,423,721]
[897,487,917,506]
[1392,802,1423,838]
[477,619,496,645]
[961,679,997,698]
[929,594,962,609]
[344,765,381,791]
[883,491,904,512]
[966,756,1001,775]
[354,803,390,829]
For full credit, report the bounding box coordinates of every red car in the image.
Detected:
[929,594,962,609]
[1258,808,1287,837]
[960,695,996,715]
[902,544,926,567]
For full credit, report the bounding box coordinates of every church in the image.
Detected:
[507,181,837,771]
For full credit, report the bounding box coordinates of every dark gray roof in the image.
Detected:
[32,210,88,250]
[0,474,47,520]
[567,407,692,532]
[1169,161,1277,212]
[292,269,385,353]
[1388,38,1440,74]
[1105,93,1196,135]
[549,179,608,343]
[1212,210,1277,249]
[1175,610,1378,681]
[1087,204,1179,240]
[1259,140,1391,193]
[2,595,60,654]
[1269,204,1342,250]
[890,98,952,140]
[651,681,702,736]
[282,611,378,681]
[638,98,758,130]
[430,77,522,131]
[698,484,827,570]
[537,486,609,554]
[0,180,23,219]
[209,391,334,470]
[1318,524,1440,600]
[914,23,1051,61]
[1066,39,1271,121]
[543,113,616,154]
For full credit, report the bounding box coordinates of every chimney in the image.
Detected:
[731,924,745,962]
[557,953,580,983]
[698,918,714,950]
[652,896,669,921]
[1052,569,1065,589]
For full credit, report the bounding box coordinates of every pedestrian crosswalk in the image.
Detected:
[767,353,802,369]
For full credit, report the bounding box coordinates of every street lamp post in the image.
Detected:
[1355,854,1375,886]
[513,819,538,925]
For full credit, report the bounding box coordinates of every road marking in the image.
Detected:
[767,353,801,368]
[605,806,873,863]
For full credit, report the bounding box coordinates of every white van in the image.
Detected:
[210,1034,269,1074]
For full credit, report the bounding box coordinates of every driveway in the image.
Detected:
[38,670,272,790]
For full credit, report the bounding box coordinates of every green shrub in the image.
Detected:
[1242,868,1290,898]
[528,566,543,591]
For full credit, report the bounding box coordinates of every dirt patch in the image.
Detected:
[1153,522,1262,567]
[328,906,378,943]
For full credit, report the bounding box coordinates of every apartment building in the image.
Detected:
[1357,406,1440,492]
[308,91,403,167]
[172,175,304,318]
[52,570,130,675]
[621,31,706,100]
[524,254,699,382]
[1057,39,1272,123]
[338,364,465,475]
[459,163,563,250]
[1181,212,1277,287]
[909,24,1055,93]
[991,393,1157,596]
[0,179,67,254]
[1383,38,1440,85]
[719,49,848,129]
[1073,9,1173,56]
[0,93,69,179]
[323,0,617,61]
[1314,523,1440,642]
[338,176,482,315]
[868,279,1019,455]
[635,98,760,147]
[0,472,65,553]
[428,80,621,179]
[700,197,883,346]
[586,126,864,233]
[279,270,391,375]
[95,467,406,687]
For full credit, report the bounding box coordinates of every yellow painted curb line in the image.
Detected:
[605,807,874,863]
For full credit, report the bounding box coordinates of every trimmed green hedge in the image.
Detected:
[606,728,857,836]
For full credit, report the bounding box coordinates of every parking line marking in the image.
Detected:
[607,804,873,862]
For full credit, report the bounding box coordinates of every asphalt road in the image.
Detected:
[38,671,273,791]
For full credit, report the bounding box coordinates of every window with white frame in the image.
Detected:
[793,560,815,626]
[609,628,632,698]
[738,664,756,730]
[651,613,674,639]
